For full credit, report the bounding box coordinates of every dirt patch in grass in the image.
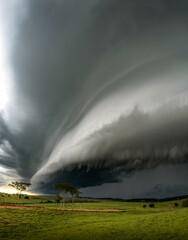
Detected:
[168,205,174,210]
[0,205,48,210]
[0,205,125,212]
[58,208,126,212]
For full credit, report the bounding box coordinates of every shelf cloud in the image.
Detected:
[0,0,188,198]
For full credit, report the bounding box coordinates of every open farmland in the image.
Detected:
[0,193,188,240]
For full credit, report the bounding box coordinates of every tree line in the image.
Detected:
[8,181,81,208]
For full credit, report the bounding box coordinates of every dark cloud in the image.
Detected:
[80,163,188,199]
[0,0,188,198]
[31,104,188,185]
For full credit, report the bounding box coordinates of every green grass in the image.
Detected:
[0,193,188,240]
[0,207,188,240]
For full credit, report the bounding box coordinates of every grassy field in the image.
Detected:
[0,193,188,240]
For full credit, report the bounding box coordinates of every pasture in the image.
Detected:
[0,193,188,240]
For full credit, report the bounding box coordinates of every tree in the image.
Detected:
[8,182,31,199]
[54,183,81,208]
[54,183,73,208]
[55,194,62,208]
[55,194,62,203]
[69,187,81,208]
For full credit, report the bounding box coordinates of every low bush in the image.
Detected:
[149,203,155,208]
[182,199,188,207]
[174,202,179,207]
[44,200,53,203]
[143,204,146,208]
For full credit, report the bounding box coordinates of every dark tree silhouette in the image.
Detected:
[8,181,31,204]
[54,183,81,208]
[69,187,81,208]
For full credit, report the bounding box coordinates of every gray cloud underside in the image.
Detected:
[81,163,188,199]
[32,103,188,184]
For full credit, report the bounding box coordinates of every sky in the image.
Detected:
[0,0,188,199]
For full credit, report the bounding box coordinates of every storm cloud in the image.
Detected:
[0,0,188,198]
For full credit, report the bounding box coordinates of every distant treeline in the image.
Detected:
[80,195,188,202]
